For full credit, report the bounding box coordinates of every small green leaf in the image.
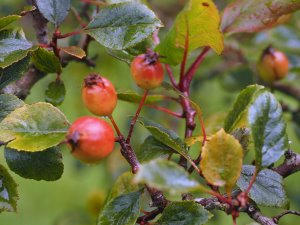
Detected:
[200,129,243,194]
[86,2,162,50]
[0,164,18,213]
[237,165,289,209]
[0,15,21,31]
[31,48,62,74]
[0,55,30,89]
[45,79,66,106]
[36,0,71,26]
[137,117,196,168]
[97,190,143,225]
[224,85,264,133]
[0,28,35,68]
[134,159,203,194]
[106,172,141,202]
[0,94,24,122]
[108,37,154,64]
[0,102,69,151]
[157,201,212,225]
[136,135,175,162]
[221,0,300,34]
[248,91,288,169]
[5,146,64,181]
[117,90,164,104]
[156,0,224,65]
[61,46,86,59]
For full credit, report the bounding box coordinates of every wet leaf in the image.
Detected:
[0,103,69,151]
[157,201,212,225]
[248,91,288,169]
[0,164,18,213]
[86,2,162,50]
[237,165,289,208]
[5,146,64,181]
[45,79,66,106]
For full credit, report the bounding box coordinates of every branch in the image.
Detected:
[273,210,300,223]
[273,82,300,102]
[244,203,277,225]
[2,1,95,99]
[1,0,48,99]
[273,149,300,178]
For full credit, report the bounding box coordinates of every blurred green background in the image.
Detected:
[0,0,300,225]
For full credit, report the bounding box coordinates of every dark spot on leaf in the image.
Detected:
[202,2,209,7]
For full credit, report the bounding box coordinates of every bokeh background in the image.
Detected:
[0,0,300,225]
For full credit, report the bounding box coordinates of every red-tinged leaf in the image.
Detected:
[221,0,300,34]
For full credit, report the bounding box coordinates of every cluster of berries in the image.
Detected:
[66,51,164,163]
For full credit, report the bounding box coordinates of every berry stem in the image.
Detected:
[245,168,258,195]
[126,89,149,143]
[80,0,107,6]
[145,104,183,118]
[108,115,122,137]
[179,17,190,84]
[165,64,178,88]
[56,29,84,39]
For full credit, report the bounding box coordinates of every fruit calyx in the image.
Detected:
[84,73,105,88]
[143,49,160,65]
[66,130,81,152]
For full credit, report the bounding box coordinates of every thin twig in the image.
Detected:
[183,46,210,90]
[273,210,300,223]
[165,64,178,88]
[145,104,183,118]
[179,17,190,83]
[126,90,149,143]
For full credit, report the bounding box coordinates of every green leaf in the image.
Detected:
[0,94,24,122]
[224,85,264,133]
[0,164,18,213]
[156,0,224,65]
[200,129,243,194]
[157,201,212,225]
[0,102,69,152]
[107,37,154,64]
[106,172,141,202]
[0,28,35,68]
[221,0,300,34]
[4,146,64,181]
[31,48,62,74]
[61,46,86,59]
[117,90,164,104]
[36,0,71,26]
[45,79,66,106]
[97,190,143,225]
[248,91,288,169]
[0,55,30,89]
[237,165,289,209]
[86,2,162,50]
[136,135,175,162]
[0,15,21,31]
[137,117,196,168]
[134,159,204,194]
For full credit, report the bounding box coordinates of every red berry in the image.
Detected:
[66,116,115,164]
[131,51,164,90]
[82,74,117,116]
[257,46,289,83]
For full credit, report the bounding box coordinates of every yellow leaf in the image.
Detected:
[200,129,243,194]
